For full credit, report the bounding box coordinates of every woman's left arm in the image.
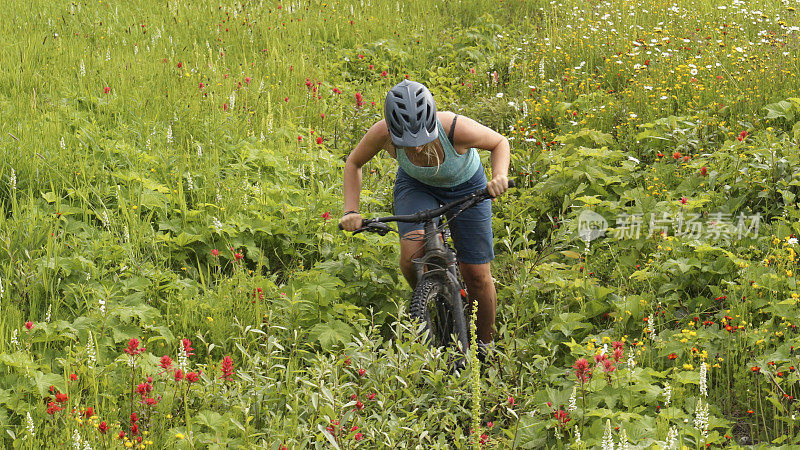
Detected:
[453,115,510,197]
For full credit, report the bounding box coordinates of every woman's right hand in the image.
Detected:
[339,212,363,231]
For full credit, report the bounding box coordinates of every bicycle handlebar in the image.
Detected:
[339,179,515,234]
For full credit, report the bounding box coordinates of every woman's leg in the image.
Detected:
[399,231,425,289]
[459,262,496,343]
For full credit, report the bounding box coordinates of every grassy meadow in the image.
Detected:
[1,0,800,447]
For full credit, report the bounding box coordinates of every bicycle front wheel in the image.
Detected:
[409,276,469,353]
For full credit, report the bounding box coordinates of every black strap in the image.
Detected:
[447,114,458,147]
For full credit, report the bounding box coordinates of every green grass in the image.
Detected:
[2,0,800,447]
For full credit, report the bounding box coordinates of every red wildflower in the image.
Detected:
[84,407,94,418]
[332,87,342,94]
[55,392,69,403]
[244,77,251,84]
[199,82,205,89]
[355,399,364,410]
[554,409,571,427]
[117,431,125,440]
[103,86,111,94]
[737,130,748,141]
[186,371,200,383]
[98,421,109,434]
[507,395,516,405]
[316,136,323,145]
[700,166,708,176]
[680,197,688,205]
[130,412,138,424]
[177,62,182,69]
[174,369,184,382]
[480,433,489,444]
[130,423,139,435]
[673,151,681,159]
[380,70,387,77]
[46,402,62,414]
[182,338,195,357]
[612,341,623,351]
[220,355,235,381]
[144,398,158,406]
[602,359,616,373]
[234,252,244,260]
[668,353,678,360]
[223,103,229,111]
[210,249,219,257]
[572,358,592,383]
[612,348,624,362]
[368,393,376,400]
[358,368,366,377]
[355,92,364,108]
[159,355,173,371]
[24,321,34,331]
[135,382,153,398]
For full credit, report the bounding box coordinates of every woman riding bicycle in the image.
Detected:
[339,79,510,350]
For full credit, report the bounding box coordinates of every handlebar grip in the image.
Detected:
[338,223,344,230]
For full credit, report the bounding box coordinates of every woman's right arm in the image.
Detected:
[340,120,388,231]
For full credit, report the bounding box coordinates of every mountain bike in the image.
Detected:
[340,179,515,357]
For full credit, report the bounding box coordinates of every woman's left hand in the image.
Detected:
[487,175,509,198]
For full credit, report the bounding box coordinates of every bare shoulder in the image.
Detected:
[448,114,505,151]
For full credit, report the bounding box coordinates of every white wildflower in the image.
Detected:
[196,143,203,158]
[568,385,577,411]
[11,329,19,350]
[539,58,546,80]
[60,137,66,150]
[98,297,106,314]
[789,237,798,245]
[699,362,708,397]
[229,91,236,109]
[666,425,678,449]
[602,419,614,450]
[627,351,636,369]
[166,124,173,144]
[26,412,35,437]
[123,225,130,242]
[664,383,672,407]
[647,313,655,337]
[574,426,582,445]
[618,429,629,450]
[186,173,194,191]
[212,217,223,232]
[495,92,503,98]
[601,343,608,355]
[86,331,96,365]
[216,185,222,203]
[45,304,51,323]
[80,59,85,77]
[693,398,709,437]
[146,138,151,152]
[134,44,138,55]
[522,101,529,118]
[72,429,82,449]
[101,210,110,229]
[0,274,4,299]
[105,49,110,61]
[10,168,16,191]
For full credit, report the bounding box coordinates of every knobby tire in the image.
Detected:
[409,276,469,355]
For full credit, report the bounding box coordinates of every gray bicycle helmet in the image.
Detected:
[384,80,438,147]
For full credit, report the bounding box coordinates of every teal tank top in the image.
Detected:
[396,118,481,188]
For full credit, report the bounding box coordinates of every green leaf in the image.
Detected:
[34,372,66,397]
[308,320,354,349]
